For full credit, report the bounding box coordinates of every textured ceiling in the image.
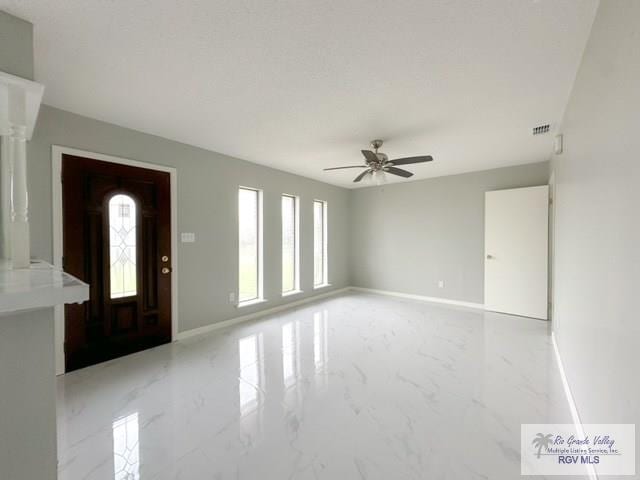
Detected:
[1,0,598,187]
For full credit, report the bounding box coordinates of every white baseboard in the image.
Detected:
[551,332,598,479]
[349,286,485,310]
[176,287,350,341]
[176,286,484,342]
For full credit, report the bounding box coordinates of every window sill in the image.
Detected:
[237,298,267,308]
[282,289,304,297]
[313,283,332,290]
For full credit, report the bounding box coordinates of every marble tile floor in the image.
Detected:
[57,292,585,479]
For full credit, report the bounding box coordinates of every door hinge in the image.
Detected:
[549,197,553,206]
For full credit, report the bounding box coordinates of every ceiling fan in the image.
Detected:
[324,139,433,183]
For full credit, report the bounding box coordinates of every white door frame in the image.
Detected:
[548,172,556,327]
[52,145,179,375]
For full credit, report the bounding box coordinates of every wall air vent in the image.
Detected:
[532,124,550,135]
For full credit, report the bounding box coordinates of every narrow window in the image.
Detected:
[281,194,300,294]
[238,187,263,303]
[109,194,137,298]
[313,200,328,287]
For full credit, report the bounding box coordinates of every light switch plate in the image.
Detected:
[554,134,563,155]
[181,232,196,243]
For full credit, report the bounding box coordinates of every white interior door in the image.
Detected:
[484,185,549,319]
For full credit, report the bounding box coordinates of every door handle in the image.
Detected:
[486,254,494,259]
[161,267,172,274]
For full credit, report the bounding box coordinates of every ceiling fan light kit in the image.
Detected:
[323,139,433,183]
[370,170,387,185]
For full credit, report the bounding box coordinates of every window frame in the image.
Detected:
[281,193,301,296]
[237,186,264,306]
[313,199,329,288]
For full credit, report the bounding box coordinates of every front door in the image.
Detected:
[62,154,172,371]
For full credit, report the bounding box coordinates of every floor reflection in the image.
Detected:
[238,333,264,438]
[282,320,302,410]
[238,333,264,414]
[112,412,140,480]
[282,321,300,389]
[57,294,575,480]
[313,310,329,389]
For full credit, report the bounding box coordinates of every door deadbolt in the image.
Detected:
[161,255,169,262]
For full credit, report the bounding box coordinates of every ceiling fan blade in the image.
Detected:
[387,155,433,166]
[384,166,413,178]
[353,170,371,183]
[323,165,367,171]
[361,150,379,164]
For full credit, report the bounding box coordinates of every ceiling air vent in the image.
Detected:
[532,124,550,135]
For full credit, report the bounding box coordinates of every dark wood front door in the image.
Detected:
[62,154,172,372]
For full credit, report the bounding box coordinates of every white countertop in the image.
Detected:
[0,260,89,315]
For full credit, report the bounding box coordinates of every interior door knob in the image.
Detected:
[486,254,494,259]
[161,267,172,274]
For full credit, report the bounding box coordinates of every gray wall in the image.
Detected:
[29,106,350,333]
[349,162,549,304]
[0,10,34,79]
[0,308,57,480]
[550,1,640,424]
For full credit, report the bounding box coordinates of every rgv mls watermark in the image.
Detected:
[521,424,635,476]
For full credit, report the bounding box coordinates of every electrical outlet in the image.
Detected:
[229,292,236,303]
[438,280,444,288]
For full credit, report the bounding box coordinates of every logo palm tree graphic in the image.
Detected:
[532,433,554,459]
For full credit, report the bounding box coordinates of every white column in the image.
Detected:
[8,125,30,268]
[0,72,44,269]
[0,135,11,259]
